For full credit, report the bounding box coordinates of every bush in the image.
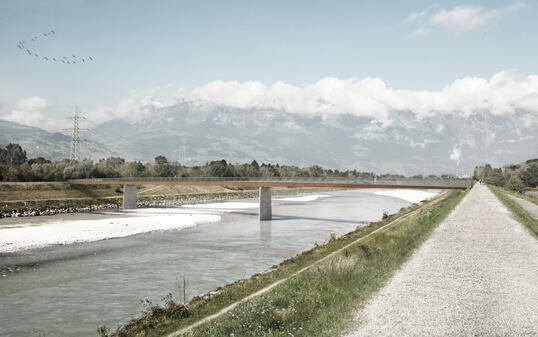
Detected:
[505,176,526,194]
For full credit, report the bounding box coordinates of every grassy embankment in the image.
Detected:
[497,187,538,205]
[0,182,324,214]
[108,189,467,337]
[489,185,538,238]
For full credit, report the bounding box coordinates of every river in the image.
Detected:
[0,189,436,337]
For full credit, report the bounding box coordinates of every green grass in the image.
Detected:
[489,185,538,238]
[498,187,538,205]
[110,189,466,337]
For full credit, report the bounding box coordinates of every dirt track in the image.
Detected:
[342,184,538,337]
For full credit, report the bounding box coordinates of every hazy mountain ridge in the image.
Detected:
[1,101,536,175]
[0,119,114,161]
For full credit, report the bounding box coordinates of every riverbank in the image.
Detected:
[0,189,436,253]
[108,189,464,337]
[489,185,538,238]
[0,181,335,218]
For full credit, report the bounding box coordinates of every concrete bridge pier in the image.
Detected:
[259,186,272,221]
[123,184,137,209]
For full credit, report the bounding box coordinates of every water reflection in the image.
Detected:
[260,221,272,242]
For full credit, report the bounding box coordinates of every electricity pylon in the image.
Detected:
[65,107,87,161]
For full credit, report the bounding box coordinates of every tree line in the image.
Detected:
[0,143,390,182]
[473,159,538,193]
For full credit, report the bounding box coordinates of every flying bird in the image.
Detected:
[89,56,93,61]
[26,49,31,55]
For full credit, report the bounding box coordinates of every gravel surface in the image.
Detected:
[508,194,538,218]
[342,184,538,337]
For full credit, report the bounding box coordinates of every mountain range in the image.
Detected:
[1,101,536,175]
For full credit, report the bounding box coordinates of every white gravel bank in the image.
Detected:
[373,189,439,203]
[0,211,220,253]
[342,184,538,337]
[275,194,331,202]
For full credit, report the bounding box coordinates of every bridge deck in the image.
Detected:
[67,177,470,190]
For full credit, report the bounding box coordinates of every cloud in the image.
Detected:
[405,4,439,23]
[435,124,445,133]
[3,96,50,127]
[74,71,538,131]
[411,27,428,36]
[175,71,538,124]
[449,146,462,165]
[407,1,525,34]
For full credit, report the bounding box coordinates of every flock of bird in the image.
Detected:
[17,30,94,64]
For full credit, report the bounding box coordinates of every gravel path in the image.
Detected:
[342,184,538,337]
[508,194,538,218]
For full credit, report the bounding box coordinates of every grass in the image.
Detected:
[498,187,538,205]
[110,189,466,337]
[489,185,538,238]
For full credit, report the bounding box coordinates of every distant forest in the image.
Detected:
[0,143,401,182]
[3,143,536,187]
[473,159,538,192]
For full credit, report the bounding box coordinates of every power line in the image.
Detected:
[64,107,88,160]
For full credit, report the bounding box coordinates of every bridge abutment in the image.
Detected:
[259,186,272,221]
[123,184,137,209]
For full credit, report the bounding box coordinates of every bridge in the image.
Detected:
[67,177,471,220]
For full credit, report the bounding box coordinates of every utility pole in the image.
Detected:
[182,135,186,165]
[65,107,87,161]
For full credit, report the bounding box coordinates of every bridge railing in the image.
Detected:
[67,176,471,188]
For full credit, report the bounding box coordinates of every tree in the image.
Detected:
[28,157,51,165]
[505,176,525,193]
[3,166,20,181]
[153,155,173,177]
[0,143,27,166]
[485,168,505,186]
[520,163,538,188]
[122,161,146,177]
[208,160,230,177]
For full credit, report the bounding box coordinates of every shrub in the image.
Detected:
[505,176,525,194]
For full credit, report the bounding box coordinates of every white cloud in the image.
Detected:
[520,113,536,128]
[407,1,525,34]
[3,96,50,127]
[405,4,439,23]
[177,71,538,124]
[411,27,428,36]
[449,146,462,165]
[78,71,538,128]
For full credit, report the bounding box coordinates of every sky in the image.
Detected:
[0,0,537,131]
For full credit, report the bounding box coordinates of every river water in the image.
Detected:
[0,189,430,337]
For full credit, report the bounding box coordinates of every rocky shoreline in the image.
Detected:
[0,192,260,219]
